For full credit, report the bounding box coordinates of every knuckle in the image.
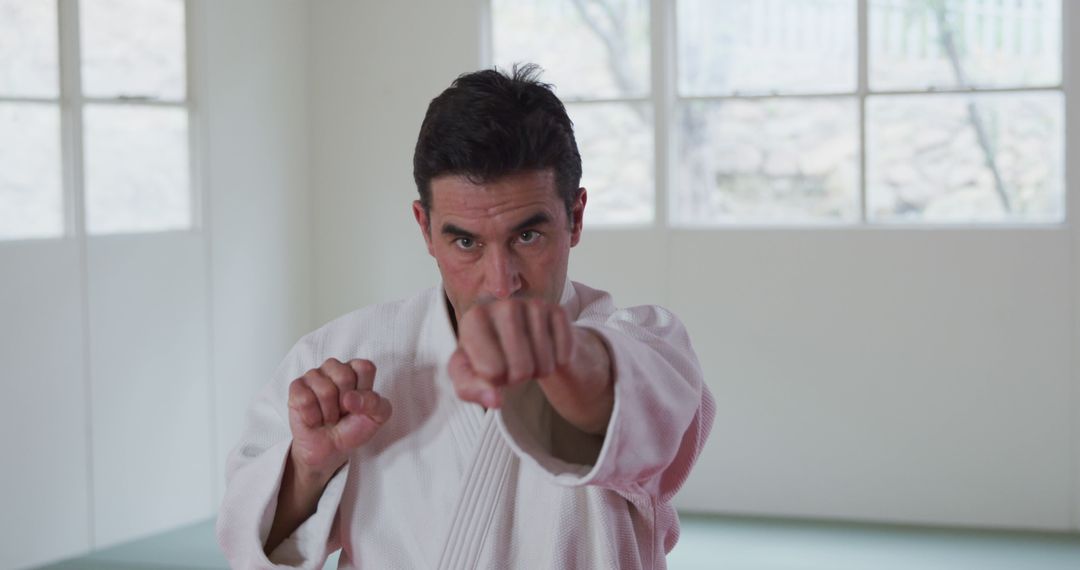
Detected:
[324,367,352,386]
[307,376,336,398]
[476,359,506,380]
[321,358,349,377]
[292,390,315,408]
[473,368,501,384]
[509,366,533,384]
[289,379,311,398]
[288,378,305,394]
[352,358,376,376]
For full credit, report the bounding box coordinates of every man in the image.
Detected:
[217,65,715,569]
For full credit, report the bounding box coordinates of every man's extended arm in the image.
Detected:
[447,298,614,433]
[491,284,716,501]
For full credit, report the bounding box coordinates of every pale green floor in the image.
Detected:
[36,514,1080,569]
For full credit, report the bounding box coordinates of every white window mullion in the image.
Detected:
[1064,0,1077,228]
[58,0,86,240]
[561,96,651,106]
[679,84,1061,103]
[80,97,189,108]
[184,0,203,234]
[0,95,58,104]
[857,0,869,223]
[56,0,96,551]
[652,0,673,229]
[1062,0,1080,535]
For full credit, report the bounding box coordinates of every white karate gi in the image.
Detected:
[216,280,715,569]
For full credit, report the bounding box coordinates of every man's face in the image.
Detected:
[413,169,585,323]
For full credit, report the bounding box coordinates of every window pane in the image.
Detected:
[0,0,59,98]
[84,105,190,234]
[678,0,856,96]
[492,0,650,100]
[80,0,186,100]
[869,0,1061,91]
[0,103,63,240]
[570,102,654,225]
[673,98,859,225]
[867,92,1063,223]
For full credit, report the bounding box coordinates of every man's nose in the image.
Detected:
[485,247,522,300]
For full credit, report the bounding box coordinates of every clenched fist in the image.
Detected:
[286,358,392,479]
[448,298,614,435]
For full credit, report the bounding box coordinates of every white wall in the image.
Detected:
[660,229,1072,530]
[199,0,312,508]
[307,0,1080,534]
[0,241,90,567]
[308,0,467,324]
[0,0,311,567]
[85,233,213,548]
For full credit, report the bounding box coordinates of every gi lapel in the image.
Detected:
[436,411,514,570]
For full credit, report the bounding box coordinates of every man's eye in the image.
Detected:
[454,237,476,250]
[518,230,540,244]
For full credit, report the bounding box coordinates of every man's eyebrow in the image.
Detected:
[441,213,553,239]
[440,223,476,239]
[511,212,553,233]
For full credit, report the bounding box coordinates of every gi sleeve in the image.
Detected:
[215,334,349,569]
[494,288,716,502]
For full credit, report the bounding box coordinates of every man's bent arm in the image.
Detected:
[264,452,343,556]
[217,334,347,569]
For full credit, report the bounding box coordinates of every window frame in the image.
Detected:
[0,0,199,241]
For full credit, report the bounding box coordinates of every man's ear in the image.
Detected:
[412,200,435,257]
[569,188,586,247]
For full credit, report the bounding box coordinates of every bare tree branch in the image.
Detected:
[929,0,1011,212]
[568,0,649,123]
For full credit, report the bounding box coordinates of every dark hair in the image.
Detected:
[412,64,582,227]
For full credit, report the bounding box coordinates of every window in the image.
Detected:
[676,0,860,224]
[863,0,1062,224]
[0,0,192,241]
[491,0,655,225]
[490,0,1064,226]
[0,0,63,239]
